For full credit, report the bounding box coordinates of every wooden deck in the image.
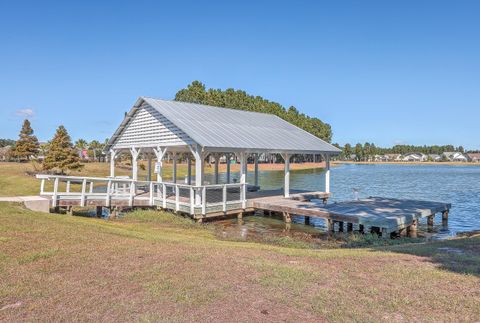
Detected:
[250,195,451,238]
[35,174,451,238]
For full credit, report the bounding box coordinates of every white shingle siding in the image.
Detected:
[112,104,193,149]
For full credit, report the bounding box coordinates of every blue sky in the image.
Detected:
[0,1,479,149]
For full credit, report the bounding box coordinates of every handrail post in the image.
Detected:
[149,182,154,206]
[80,178,87,206]
[106,180,111,207]
[202,186,206,215]
[129,180,135,207]
[190,187,195,215]
[52,177,59,207]
[222,184,227,212]
[66,180,70,193]
[40,179,45,195]
[175,184,180,211]
[89,182,94,193]
[162,183,166,208]
[242,183,246,209]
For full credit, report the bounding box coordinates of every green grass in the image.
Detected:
[0,202,478,321]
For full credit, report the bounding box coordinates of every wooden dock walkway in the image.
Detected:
[34,174,451,238]
[250,195,451,238]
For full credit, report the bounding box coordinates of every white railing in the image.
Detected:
[36,174,247,215]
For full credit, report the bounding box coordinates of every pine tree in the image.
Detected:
[43,125,83,173]
[13,119,39,161]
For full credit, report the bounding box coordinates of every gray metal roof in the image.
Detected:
[109,97,341,154]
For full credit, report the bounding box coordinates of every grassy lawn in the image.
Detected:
[0,203,479,321]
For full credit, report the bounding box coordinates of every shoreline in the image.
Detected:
[333,161,480,166]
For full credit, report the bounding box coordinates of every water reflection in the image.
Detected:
[207,164,480,239]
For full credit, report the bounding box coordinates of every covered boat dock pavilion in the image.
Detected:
[36,97,451,238]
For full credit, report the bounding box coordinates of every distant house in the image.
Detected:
[442,152,468,162]
[466,153,480,162]
[402,153,427,162]
[344,153,357,161]
[373,155,387,162]
[427,154,441,162]
[385,154,401,162]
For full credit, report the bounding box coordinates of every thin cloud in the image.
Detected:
[15,108,35,118]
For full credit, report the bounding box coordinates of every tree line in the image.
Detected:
[175,81,333,142]
[334,142,467,161]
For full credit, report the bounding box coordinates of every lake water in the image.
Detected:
[207,164,480,239]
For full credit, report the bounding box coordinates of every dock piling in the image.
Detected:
[326,219,334,231]
[442,210,449,225]
[347,223,353,232]
[408,219,418,238]
[427,214,434,227]
[304,216,310,225]
[283,212,291,223]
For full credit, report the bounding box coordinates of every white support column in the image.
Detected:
[239,152,247,185]
[239,152,247,208]
[109,149,117,177]
[325,154,331,194]
[187,156,192,185]
[254,153,259,187]
[172,152,178,183]
[130,147,141,181]
[190,145,204,206]
[214,154,219,184]
[226,153,231,184]
[147,154,152,182]
[153,146,168,182]
[283,153,290,198]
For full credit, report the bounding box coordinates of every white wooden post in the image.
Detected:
[187,156,192,185]
[80,178,86,206]
[40,179,45,195]
[66,180,71,193]
[172,152,177,183]
[175,185,179,211]
[325,154,331,194]
[129,180,135,206]
[52,177,59,207]
[153,146,168,182]
[162,183,166,208]
[283,153,290,198]
[254,153,259,187]
[239,152,247,208]
[226,153,231,184]
[202,186,206,215]
[130,147,141,181]
[149,182,154,206]
[239,152,247,185]
[106,180,111,207]
[109,149,117,177]
[190,145,204,206]
[214,154,219,184]
[190,187,195,214]
[222,184,227,212]
[89,181,94,193]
